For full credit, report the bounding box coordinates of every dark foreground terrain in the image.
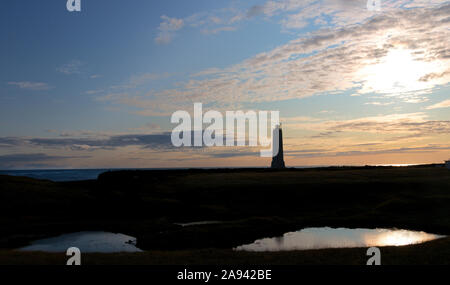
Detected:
[0,165,449,265]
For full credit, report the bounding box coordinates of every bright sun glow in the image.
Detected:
[371,230,441,247]
[359,48,443,95]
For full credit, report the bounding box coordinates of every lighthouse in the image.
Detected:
[271,124,285,169]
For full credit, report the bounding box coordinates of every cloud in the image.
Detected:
[0,122,269,154]
[155,15,184,44]
[115,3,450,115]
[364,101,394,106]
[7,81,52,91]
[286,145,450,159]
[0,130,234,151]
[99,72,172,92]
[155,5,251,44]
[254,0,446,30]
[1,112,449,168]
[26,133,174,151]
[419,70,450,82]
[152,0,447,45]
[56,60,85,75]
[289,112,450,138]
[128,123,162,132]
[247,5,265,17]
[0,131,267,168]
[128,72,171,86]
[205,149,259,158]
[426,99,450,110]
[201,26,237,35]
[85,89,105,95]
[0,137,24,147]
[309,131,338,139]
[280,14,308,29]
[0,153,83,169]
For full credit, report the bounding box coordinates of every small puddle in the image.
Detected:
[234,227,445,251]
[175,221,222,227]
[20,231,143,253]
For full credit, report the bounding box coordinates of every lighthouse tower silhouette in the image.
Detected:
[271,124,285,169]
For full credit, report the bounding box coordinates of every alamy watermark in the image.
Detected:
[67,0,81,12]
[66,1,380,13]
[66,247,81,265]
[367,0,381,11]
[171,103,281,157]
[366,247,381,265]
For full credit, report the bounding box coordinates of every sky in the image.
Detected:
[1,0,449,169]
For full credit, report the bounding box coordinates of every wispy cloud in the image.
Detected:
[155,5,249,44]
[128,72,172,87]
[155,15,185,44]
[153,0,448,44]
[0,133,173,152]
[56,60,85,75]
[287,112,450,138]
[0,153,85,169]
[285,145,450,158]
[111,3,450,116]
[0,132,261,168]
[426,99,450,110]
[7,81,52,91]
[250,0,446,29]
[364,101,394,106]
[201,26,237,35]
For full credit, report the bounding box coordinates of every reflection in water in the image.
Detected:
[20,231,142,253]
[235,227,445,252]
[175,221,222,227]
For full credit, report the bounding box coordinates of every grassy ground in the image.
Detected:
[0,165,449,264]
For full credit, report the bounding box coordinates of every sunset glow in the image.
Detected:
[360,48,445,95]
[367,229,443,247]
[1,1,449,169]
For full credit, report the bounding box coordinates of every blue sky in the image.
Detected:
[1,0,450,169]
[1,0,296,135]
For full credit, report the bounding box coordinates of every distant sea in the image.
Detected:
[0,169,114,182]
[0,168,243,182]
[0,164,427,182]
[0,168,249,181]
